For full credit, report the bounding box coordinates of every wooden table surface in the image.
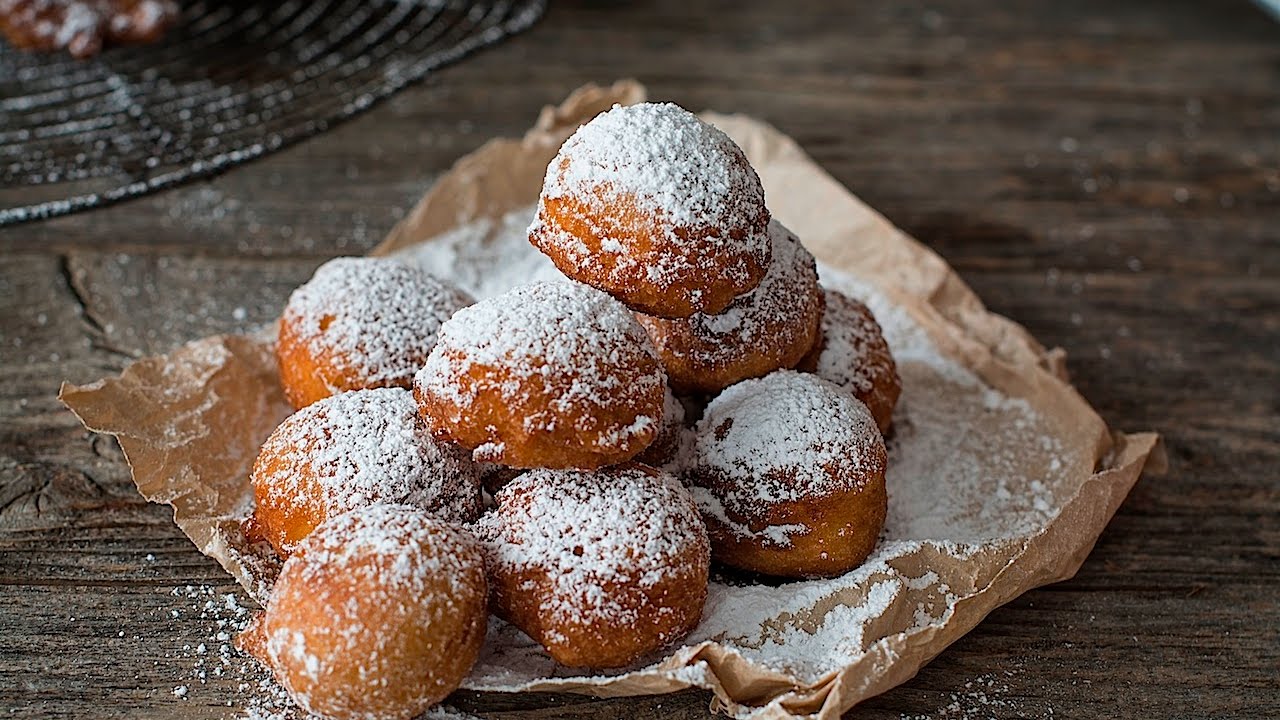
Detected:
[3,1,1278,718]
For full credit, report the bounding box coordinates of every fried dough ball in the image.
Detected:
[277,257,473,409]
[529,102,771,318]
[684,371,887,579]
[413,281,665,470]
[476,464,709,668]
[797,289,901,433]
[248,388,482,557]
[636,220,823,395]
[237,504,487,720]
[634,385,686,467]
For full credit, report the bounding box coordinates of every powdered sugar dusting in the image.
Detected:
[399,209,567,299]
[282,257,472,393]
[393,206,1080,701]
[542,102,765,231]
[261,505,486,719]
[685,370,885,513]
[809,288,899,400]
[252,388,481,547]
[477,466,708,626]
[281,504,480,603]
[528,103,770,305]
[637,219,821,382]
[416,281,663,454]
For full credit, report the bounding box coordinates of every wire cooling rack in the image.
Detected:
[0,0,545,227]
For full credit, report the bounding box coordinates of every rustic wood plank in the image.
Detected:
[1,0,1277,718]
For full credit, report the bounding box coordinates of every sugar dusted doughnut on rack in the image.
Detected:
[248,387,482,557]
[684,371,887,578]
[797,288,901,433]
[237,504,487,720]
[277,257,473,409]
[476,464,709,669]
[413,281,665,470]
[636,220,824,395]
[529,102,771,318]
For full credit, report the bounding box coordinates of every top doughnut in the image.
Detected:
[529,102,771,318]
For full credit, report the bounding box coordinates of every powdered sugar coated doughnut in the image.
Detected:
[241,504,487,720]
[684,371,887,578]
[797,288,901,433]
[277,257,473,409]
[476,464,709,668]
[637,220,823,394]
[414,281,665,470]
[249,387,482,557]
[529,102,771,318]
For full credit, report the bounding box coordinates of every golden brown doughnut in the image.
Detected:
[277,257,473,410]
[413,281,665,470]
[529,102,771,318]
[636,220,823,395]
[248,387,481,557]
[238,504,487,720]
[797,288,901,433]
[683,371,887,578]
[476,464,709,669]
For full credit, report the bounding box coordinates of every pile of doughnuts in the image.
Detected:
[239,101,901,720]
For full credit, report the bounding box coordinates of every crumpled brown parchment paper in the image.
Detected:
[60,80,1163,720]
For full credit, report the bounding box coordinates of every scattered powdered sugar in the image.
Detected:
[261,505,486,719]
[899,669,1046,720]
[684,370,885,514]
[476,466,708,627]
[399,208,567,299]
[253,387,481,542]
[636,219,821,384]
[283,504,479,595]
[540,102,765,232]
[416,281,663,451]
[281,257,473,392]
[693,220,817,337]
[808,287,900,401]
[528,103,770,306]
[388,206,1081,704]
[821,273,1076,543]
[155,581,483,719]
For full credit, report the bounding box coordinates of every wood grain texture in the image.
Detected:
[2,0,1277,718]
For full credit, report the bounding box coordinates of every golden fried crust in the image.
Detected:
[684,371,888,579]
[249,388,482,558]
[247,448,328,556]
[252,506,487,720]
[530,103,772,319]
[413,282,665,471]
[531,191,770,318]
[796,289,901,433]
[698,473,887,579]
[415,350,661,470]
[478,465,710,668]
[277,314,349,410]
[636,222,824,395]
[275,258,473,411]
